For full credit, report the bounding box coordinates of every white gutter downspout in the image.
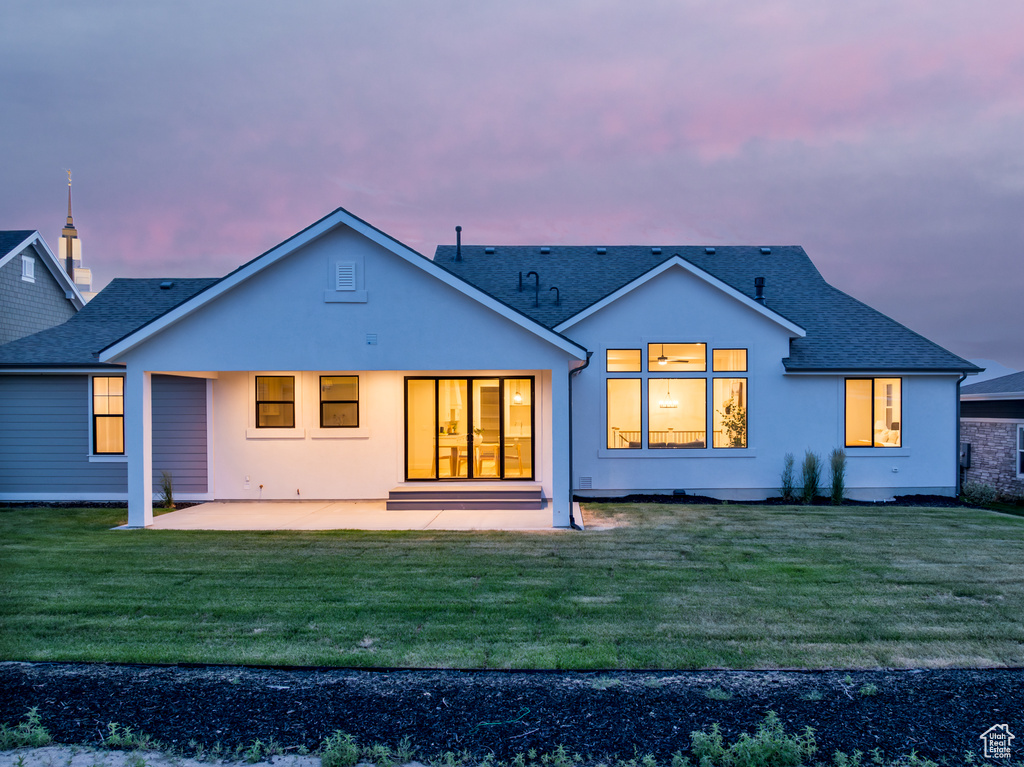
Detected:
[956,372,967,498]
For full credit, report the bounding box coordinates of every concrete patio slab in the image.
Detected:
[145,501,562,531]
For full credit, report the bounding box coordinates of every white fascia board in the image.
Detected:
[0,366,123,375]
[100,208,586,362]
[961,392,1024,401]
[785,369,965,377]
[0,232,85,309]
[553,255,806,337]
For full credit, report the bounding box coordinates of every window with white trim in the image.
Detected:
[93,376,124,454]
[845,378,902,448]
[256,376,295,428]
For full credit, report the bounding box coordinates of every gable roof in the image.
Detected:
[436,244,979,374]
[961,370,1024,399]
[99,207,586,362]
[0,278,216,368]
[0,230,85,310]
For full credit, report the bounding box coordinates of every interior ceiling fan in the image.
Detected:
[655,343,703,364]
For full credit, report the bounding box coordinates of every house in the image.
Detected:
[0,207,980,528]
[0,230,84,345]
[960,370,1024,499]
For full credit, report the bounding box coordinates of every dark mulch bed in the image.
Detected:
[2,663,1021,763]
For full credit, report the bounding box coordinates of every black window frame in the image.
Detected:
[319,375,359,428]
[255,375,296,429]
[844,377,902,449]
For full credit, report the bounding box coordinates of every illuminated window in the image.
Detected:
[256,376,295,428]
[320,376,358,428]
[845,378,901,448]
[607,379,641,448]
[647,343,706,372]
[713,349,747,372]
[93,376,124,454]
[648,378,706,448]
[1018,426,1024,479]
[606,349,641,372]
[713,378,747,448]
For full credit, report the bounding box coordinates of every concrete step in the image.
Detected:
[386,485,544,511]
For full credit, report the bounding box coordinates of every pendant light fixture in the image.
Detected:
[512,382,523,405]
[658,380,678,408]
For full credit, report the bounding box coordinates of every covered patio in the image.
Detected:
[139,500,579,531]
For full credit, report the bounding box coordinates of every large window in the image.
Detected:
[648,378,706,448]
[845,378,901,447]
[93,376,124,454]
[320,376,358,427]
[713,378,747,448]
[607,378,641,448]
[256,376,295,428]
[606,344,751,451]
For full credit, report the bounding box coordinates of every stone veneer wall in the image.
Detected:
[961,419,1024,499]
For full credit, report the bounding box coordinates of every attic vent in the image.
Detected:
[760,247,771,255]
[596,247,607,255]
[578,476,593,490]
[651,247,662,255]
[336,262,356,291]
[485,247,495,254]
[540,246,551,254]
[705,247,716,255]
[159,281,174,290]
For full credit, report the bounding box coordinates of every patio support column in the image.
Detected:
[126,366,153,528]
[550,366,571,527]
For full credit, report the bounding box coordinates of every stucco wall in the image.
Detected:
[208,369,553,502]
[0,244,77,345]
[961,419,1024,499]
[565,265,960,500]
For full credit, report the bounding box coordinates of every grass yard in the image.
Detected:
[2,503,1024,669]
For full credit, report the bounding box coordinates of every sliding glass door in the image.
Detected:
[404,377,534,481]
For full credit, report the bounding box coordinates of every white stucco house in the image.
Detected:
[0,208,979,528]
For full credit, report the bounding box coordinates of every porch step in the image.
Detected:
[387,486,545,511]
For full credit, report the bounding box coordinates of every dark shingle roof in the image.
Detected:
[961,370,1024,396]
[0,278,218,367]
[0,231,36,259]
[436,245,979,373]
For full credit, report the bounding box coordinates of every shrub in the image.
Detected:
[961,480,996,506]
[160,470,174,509]
[689,711,816,766]
[780,453,796,502]
[0,708,52,749]
[321,731,361,767]
[829,448,847,505]
[801,450,821,504]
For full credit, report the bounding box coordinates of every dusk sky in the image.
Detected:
[3,1,1022,369]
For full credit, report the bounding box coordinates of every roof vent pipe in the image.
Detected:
[754,276,766,302]
[526,270,540,307]
[550,286,560,305]
[455,226,462,261]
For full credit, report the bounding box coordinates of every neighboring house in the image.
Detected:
[0,208,979,528]
[0,230,84,345]
[960,370,1024,499]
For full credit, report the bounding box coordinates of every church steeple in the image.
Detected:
[58,170,95,300]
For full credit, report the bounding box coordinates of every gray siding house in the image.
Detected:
[0,278,215,502]
[961,370,1024,499]
[0,231,84,345]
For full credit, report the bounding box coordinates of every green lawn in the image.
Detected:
[2,503,1023,669]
